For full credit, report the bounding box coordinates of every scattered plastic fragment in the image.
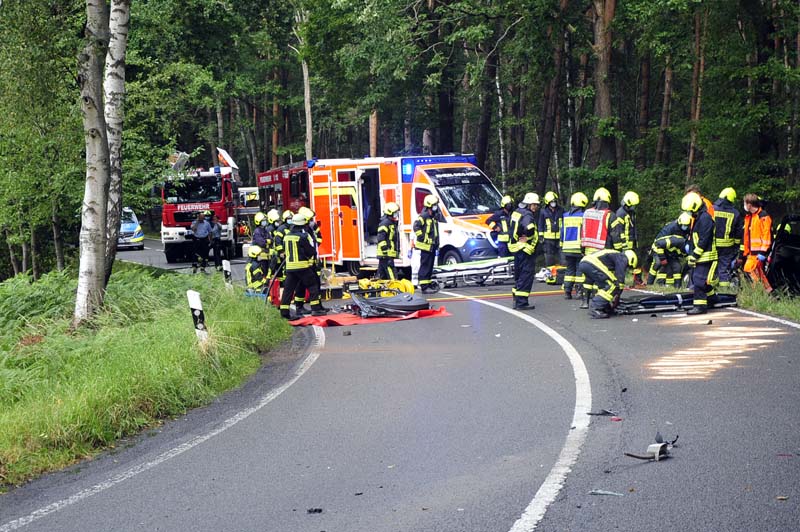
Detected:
[307,508,323,514]
[343,330,352,336]
[610,416,623,422]
[707,320,713,325]
[495,333,501,337]
[777,496,789,501]
[461,324,471,328]
[588,409,618,416]
[621,387,628,393]
[355,492,363,496]
[632,318,638,322]
[589,489,624,497]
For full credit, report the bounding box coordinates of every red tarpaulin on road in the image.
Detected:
[289,306,450,327]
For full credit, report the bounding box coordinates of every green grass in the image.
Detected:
[0,262,291,487]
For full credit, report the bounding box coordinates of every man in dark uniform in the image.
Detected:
[509,192,540,310]
[486,195,513,257]
[414,194,440,293]
[578,249,638,319]
[682,192,719,315]
[377,202,400,280]
[279,213,328,319]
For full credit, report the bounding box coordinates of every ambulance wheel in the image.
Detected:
[346,261,361,276]
[441,250,461,265]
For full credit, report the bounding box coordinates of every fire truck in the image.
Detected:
[160,148,247,263]
[256,154,503,275]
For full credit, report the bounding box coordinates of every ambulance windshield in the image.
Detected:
[424,167,501,215]
[163,177,222,204]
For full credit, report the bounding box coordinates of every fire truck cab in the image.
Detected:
[257,154,502,275]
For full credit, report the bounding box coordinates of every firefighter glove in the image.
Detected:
[687,255,697,267]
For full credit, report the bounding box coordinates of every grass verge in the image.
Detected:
[0,262,291,488]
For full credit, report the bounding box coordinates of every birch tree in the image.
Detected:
[74,0,111,326]
[104,0,132,283]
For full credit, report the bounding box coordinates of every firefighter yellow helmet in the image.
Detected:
[267,209,280,223]
[622,191,640,207]
[570,192,589,208]
[384,202,400,216]
[522,192,540,205]
[254,212,266,225]
[500,195,513,208]
[624,249,638,269]
[248,245,263,259]
[423,194,439,208]
[281,209,293,221]
[291,213,308,226]
[544,191,558,204]
[299,206,315,219]
[678,211,692,228]
[681,192,703,212]
[593,187,612,203]
[719,187,737,203]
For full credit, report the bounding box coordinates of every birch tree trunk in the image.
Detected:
[686,8,709,182]
[30,229,39,281]
[301,58,313,159]
[216,98,225,151]
[495,68,507,189]
[369,109,378,157]
[103,0,130,284]
[4,229,21,276]
[74,0,111,327]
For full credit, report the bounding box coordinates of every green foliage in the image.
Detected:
[0,262,292,486]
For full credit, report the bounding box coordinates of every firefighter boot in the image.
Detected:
[579,289,591,309]
[564,285,573,300]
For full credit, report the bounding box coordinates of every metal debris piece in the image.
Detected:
[589,489,624,497]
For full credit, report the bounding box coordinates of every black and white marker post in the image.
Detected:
[222,259,232,290]
[186,290,209,348]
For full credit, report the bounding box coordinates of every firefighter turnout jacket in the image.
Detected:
[561,207,585,255]
[245,257,267,291]
[538,204,564,243]
[284,226,318,271]
[486,207,511,243]
[689,206,718,264]
[377,215,399,258]
[509,207,538,255]
[612,206,637,251]
[651,220,688,261]
[413,210,439,252]
[713,198,743,250]
[580,249,628,301]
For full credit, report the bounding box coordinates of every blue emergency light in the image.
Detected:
[399,154,478,183]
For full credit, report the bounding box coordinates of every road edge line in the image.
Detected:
[0,326,326,532]
[439,291,592,532]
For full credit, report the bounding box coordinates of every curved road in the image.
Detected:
[1,246,799,531]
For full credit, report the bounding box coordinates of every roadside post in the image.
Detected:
[186,290,209,349]
[222,259,232,290]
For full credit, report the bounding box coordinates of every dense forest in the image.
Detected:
[1,0,800,283]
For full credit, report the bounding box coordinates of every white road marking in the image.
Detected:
[0,326,326,532]
[439,291,592,532]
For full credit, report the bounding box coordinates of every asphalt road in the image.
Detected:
[1,246,798,531]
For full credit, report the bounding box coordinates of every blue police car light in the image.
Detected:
[402,163,414,182]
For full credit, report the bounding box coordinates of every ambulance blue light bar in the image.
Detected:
[400,154,478,183]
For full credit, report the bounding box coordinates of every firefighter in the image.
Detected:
[414,194,441,293]
[740,193,773,293]
[561,192,588,299]
[509,192,540,310]
[647,212,692,287]
[279,213,328,319]
[245,245,268,294]
[486,195,514,257]
[270,210,293,284]
[299,206,323,246]
[683,191,719,315]
[685,184,715,218]
[579,187,619,309]
[612,191,642,284]
[295,206,323,312]
[712,188,744,289]
[264,209,281,275]
[538,191,564,267]
[577,249,638,319]
[377,202,400,280]
[252,212,269,248]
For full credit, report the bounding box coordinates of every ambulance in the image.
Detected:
[256,154,503,275]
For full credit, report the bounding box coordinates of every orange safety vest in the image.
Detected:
[581,208,611,250]
[743,207,772,255]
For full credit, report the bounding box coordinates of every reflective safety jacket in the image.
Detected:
[272,221,290,256]
[713,198,743,249]
[581,202,618,251]
[689,206,718,263]
[538,205,564,242]
[413,210,439,252]
[743,207,772,255]
[486,207,512,242]
[581,249,628,288]
[377,215,399,258]
[561,207,585,255]
[509,207,538,255]
[245,258,267,290]
[651,220,688,261]
[284,227,318,271]
[611,206,636,251]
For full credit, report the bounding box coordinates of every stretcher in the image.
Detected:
[616,292,737,315]
[430,256,514,291]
